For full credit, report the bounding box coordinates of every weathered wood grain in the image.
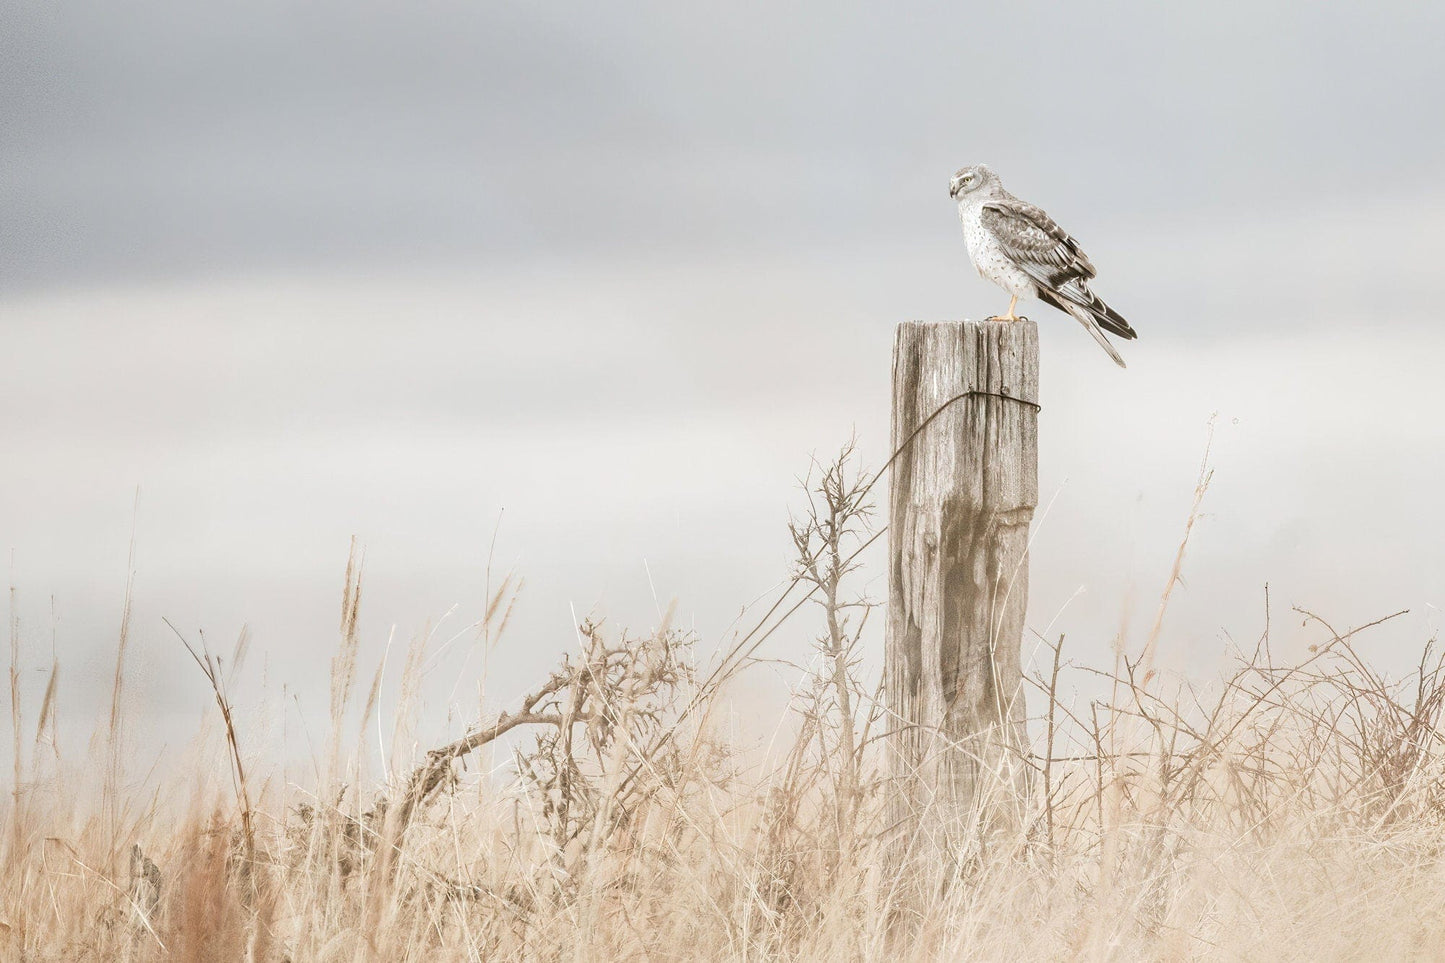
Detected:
[886,319,1039,871]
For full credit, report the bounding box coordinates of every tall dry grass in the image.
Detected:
[3,446,1444,962]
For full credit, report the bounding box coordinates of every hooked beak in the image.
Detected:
[949,178,962,199]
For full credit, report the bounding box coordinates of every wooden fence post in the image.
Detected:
[886,319,1039,874]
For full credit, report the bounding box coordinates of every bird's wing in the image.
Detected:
[981,198,1136,340]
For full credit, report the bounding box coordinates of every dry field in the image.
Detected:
[4,449,1444,962]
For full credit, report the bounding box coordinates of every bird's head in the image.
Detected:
[949,164,998,199]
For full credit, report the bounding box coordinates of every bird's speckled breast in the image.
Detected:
[959,201,1035,298]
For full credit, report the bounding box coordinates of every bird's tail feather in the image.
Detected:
[1037,288,1136,345]
[1092,299,1137,340]
[1063,302,1127,368]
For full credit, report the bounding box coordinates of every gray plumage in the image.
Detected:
[950,164,1136,368]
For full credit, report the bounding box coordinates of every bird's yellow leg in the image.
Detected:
[988,295,1023,323]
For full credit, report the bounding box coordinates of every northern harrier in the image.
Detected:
[950,164,1137,367]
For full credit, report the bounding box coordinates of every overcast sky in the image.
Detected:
[4,2,1444,776]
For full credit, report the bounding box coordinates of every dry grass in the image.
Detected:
[4,448,1445,962]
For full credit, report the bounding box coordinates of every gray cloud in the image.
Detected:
[5,2,1444,290]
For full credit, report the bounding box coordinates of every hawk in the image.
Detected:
[950,164,1137,367]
